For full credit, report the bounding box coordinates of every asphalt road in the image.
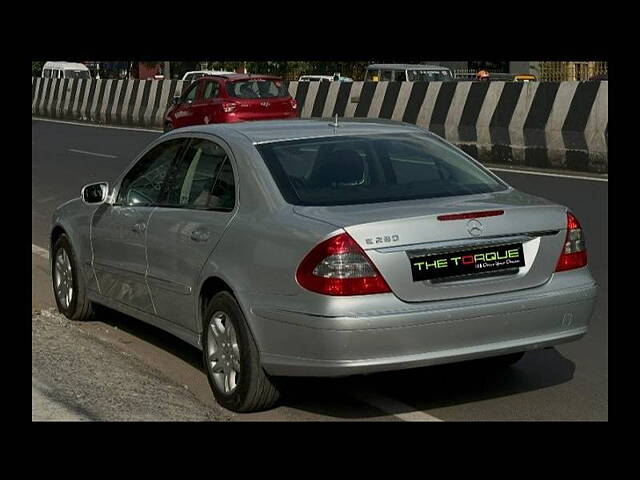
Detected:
[32,118,608,421]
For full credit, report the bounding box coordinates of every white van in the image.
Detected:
[298,74,354,82]
[181,70,234,82]
[42,62,91,79]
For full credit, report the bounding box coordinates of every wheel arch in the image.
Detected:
[199,276,236,332]
[198,276,263,354]
[50,224,67,252]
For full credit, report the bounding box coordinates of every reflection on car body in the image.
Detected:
[50,119,597,412]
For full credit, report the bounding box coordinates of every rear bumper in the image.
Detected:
[247,270,597,377]
[223,111,297,122]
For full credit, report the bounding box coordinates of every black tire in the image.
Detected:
[51,234,94,321]
[163,122,174,133]
[202,292,280,412]
[484,351,525,367]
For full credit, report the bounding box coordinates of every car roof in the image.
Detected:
[367,64,449,71]
[179,118,426,144]
[43,61,89,70]
[184,70,234,75]
[203,73,282,81]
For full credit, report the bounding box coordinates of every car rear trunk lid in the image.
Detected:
[293,190,568,302]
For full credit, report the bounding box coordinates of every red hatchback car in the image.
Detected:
[164,74,298,131]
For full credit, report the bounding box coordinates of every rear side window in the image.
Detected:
[394,71,407,81]
[162,139,235,211]
[64,70,90,79]
[407,70,453,81]
[380,70,393,81]
[256,133,507,206]
[226,79,288,99]
[203,81,220,100]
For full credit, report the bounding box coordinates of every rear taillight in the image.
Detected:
[296,233,391,296]
[222,101,237,113]
[555,212,587,272]
[290,98,297,110]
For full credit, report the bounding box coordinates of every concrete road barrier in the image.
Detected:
[31,77,607,173]
[285,80,608,173]
[32,77,189,128]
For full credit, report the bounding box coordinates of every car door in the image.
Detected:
[200,79,223,124]
[145,136,237,332]
[91,138,186,313]
[172,81,201,128]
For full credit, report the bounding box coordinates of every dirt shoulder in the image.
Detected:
[32,308,230,421]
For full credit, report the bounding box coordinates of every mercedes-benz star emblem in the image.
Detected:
[467,219,484,237]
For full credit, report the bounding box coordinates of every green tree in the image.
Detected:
[32,61,44,77]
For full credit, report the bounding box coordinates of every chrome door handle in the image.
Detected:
[132,222,146,233]
[190,229,210,242]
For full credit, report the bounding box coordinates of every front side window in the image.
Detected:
[364,70,379,82]
[162,139,235,211]
[225,79,288,99]
[257,133,507,206]
[117,139,185,206]
[181,82,199,102]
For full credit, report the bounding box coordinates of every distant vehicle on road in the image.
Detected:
[365,64,455,82]
[182,70,235,82]
[164,74,298,132]
[513,73,537,82]
[50,119,597,412]
[42,61,91,79]
[298,74,354,82]
[477,71,537,82]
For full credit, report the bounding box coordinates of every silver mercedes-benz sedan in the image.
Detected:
[50,119,597,412]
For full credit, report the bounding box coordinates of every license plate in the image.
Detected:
[408,243,525,281]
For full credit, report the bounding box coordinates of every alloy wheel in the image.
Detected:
[206,311,241,394]
[54,248,74,309]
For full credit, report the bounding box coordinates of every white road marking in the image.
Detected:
[35,117,608,183]
[388,158,608,183]
[32,244,50,260]
[352,390,443,422]
[488,167,608,182]
[68,149,118,159]
[33,117,161,133]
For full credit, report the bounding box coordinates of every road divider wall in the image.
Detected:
[31,77,188,129]
[32,77,607,173]
[286,80,608,173]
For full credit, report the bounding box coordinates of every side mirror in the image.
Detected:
[81,182,109,205]
[172,95,181,105]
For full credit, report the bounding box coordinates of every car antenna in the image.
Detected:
[329,114,339,131]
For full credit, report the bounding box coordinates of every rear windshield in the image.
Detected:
[226,79,288,98]
[256,133,507,206]
[407,70,453,81]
